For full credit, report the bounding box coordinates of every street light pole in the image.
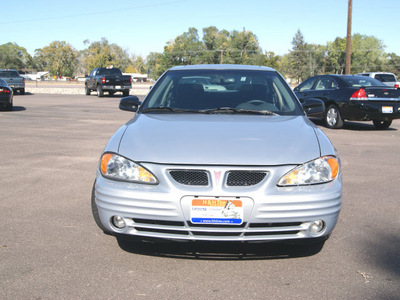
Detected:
[345,0,352,74]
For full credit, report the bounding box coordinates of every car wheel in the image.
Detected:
[91,181,110,234]
[97,85,104,97]
[20,88,25,95]
[324,104,344,129]
[6,103,13,111]
[373,119,392,130]
[85,85,91,95]
[123,90,129,97]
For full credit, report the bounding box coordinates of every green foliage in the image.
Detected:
[34,41,77,77]
[0,43,34,71]
[2,28,398,81]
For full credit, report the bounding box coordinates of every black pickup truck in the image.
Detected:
[85,67,132,97]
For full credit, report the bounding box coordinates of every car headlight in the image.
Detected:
[278,156,339,186]
[100,153,158,184]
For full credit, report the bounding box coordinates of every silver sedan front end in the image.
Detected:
[94,162,342,241]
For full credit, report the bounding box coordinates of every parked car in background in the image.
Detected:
[0,69,25,95]
[92,64,342,247]
[0,78,13,111]
[355,72,399,88]
[294,75,400,129]
[85,67,132,97]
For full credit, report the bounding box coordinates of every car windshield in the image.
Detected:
[342,76,387,87]
[140,69,302,115]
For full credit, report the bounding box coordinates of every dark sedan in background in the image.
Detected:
[0,78,13,111]
[294,75,400,129]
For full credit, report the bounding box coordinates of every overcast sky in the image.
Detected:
[2,0,399,57]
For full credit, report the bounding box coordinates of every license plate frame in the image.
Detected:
[191,198,243,225]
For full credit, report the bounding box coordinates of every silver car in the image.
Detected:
[92,65,342,245]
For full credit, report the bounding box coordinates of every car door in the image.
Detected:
[87,69,97,89]
[293,76,319,102]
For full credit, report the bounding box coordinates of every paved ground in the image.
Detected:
[1,94,399,299]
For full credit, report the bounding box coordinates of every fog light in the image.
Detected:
[309,220,325,234]
[112,215,126,229]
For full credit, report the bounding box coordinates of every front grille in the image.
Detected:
[169,170,209,186]
[130,218,303,240]
[226,171,267,186]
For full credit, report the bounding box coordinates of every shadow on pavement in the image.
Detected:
[310,119,397,131]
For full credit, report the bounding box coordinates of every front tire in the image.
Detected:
[20,88,25,95]
[97,85,104,97]
[373,120,392,130]
[324,104,344,129]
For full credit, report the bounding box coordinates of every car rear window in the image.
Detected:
[342,76,386,87]
[0,71,20,78]
[374,74,396,82]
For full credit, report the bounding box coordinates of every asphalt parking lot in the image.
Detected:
[1,93,399,299]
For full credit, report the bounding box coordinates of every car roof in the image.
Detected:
[169,64,276,72]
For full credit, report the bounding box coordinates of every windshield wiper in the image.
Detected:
[141,107,201,113]
[200,107,278,115]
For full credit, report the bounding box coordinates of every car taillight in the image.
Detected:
[130,77,133,83]
[23,77,25,83]
[350,88,367,100]
[102,77,106,84]
[395,83,399,88]
[0,89,10,93]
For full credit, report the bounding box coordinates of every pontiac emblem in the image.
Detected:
[214,171,222,184]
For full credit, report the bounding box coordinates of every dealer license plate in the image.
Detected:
[191,198,243,225]
[382,106,393,113]
[115,86,121,89]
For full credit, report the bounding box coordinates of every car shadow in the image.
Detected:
[4,106,26,112]
[116,237,325,260]
[310,119,398,131]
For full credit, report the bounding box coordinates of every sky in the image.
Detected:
[2,0,400,58]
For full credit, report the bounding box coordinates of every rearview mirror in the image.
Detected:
[119,96,141,112]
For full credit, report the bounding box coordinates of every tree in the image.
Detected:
[34,41,77,77]
[83,38,130,72]
[0,43,34,71]
[288,29,309,83]
[145,52,163,79]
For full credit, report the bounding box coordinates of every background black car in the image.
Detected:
[0,78,13,111]
[294,75,400,129]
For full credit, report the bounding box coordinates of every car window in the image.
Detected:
[141,69,302,115]
[315,78,337,90]
[0,71,19,78]
[375,74,396,82]
[297,77,317,92]
[342,76,386,87]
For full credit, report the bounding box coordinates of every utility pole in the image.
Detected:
[345,0,352,74]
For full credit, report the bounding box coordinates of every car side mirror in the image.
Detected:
[302,98,325,117]
[119,96,141,112]
[293,86,299,92]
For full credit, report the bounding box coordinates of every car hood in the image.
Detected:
[117,114,320,165]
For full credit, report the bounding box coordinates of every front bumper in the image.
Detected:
[94,163,342,242]
[347,100,400,121]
